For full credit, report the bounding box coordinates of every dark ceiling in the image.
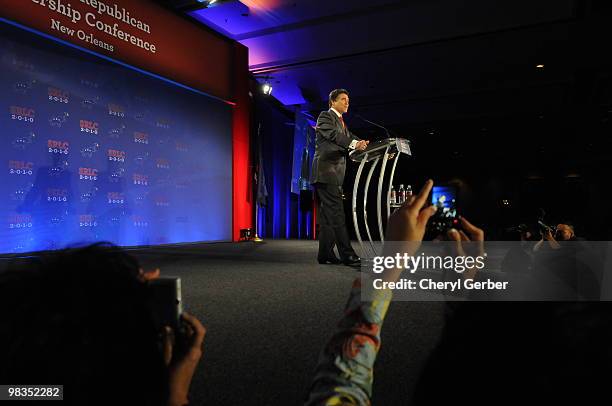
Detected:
[155,0,612,174]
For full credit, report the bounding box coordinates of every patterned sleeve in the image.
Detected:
[305,278,393,406]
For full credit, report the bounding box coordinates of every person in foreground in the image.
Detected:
[305,179,454,404]
[306,180,611,405]
[0,243,205,406]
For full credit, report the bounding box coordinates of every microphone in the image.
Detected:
[355,114,397,137]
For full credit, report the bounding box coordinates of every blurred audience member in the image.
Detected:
[306,184,609,405]
[534,222,579,252]
[0,243,205,406]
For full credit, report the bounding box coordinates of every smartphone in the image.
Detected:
[148,277,183,330]
[425,186,459,238]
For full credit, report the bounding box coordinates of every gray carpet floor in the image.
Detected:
[129,240,447,406]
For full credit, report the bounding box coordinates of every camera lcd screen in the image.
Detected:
[432,186,457,208]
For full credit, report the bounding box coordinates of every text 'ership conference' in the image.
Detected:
[32,0,156,54]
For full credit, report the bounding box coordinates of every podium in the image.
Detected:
[349,138,412,257]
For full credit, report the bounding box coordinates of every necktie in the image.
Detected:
[339,116,345,128]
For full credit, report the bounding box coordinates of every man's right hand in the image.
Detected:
[355,140,369,151]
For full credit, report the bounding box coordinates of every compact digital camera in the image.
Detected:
[148,277,183,330]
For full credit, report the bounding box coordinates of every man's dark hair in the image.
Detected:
[0,243,168,405]
[328,88,349,108]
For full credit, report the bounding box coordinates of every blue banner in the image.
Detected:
[0,22,232,253]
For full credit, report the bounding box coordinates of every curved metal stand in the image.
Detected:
[386,155,400,219]
[349,138,412,259]
[352,153,368,256]
[376,146,390,245]
[363,157,380,255]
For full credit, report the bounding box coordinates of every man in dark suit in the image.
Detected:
[311,89,369,266]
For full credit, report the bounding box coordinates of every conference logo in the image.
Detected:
[79,215,97,227]
[80,187,98,203]
[82,96,100,109]
[48,159,69,176]
[80,78,99,89]
[10,106,35,123]
[49,112,69,128]
[110,168,125,182]
[48,87,69,104]
[134,131,149,144]
[48,139,69,155]
[79,167,98,181]
[107,192,125,204]
[12,131,36,150]
[134,195,146,206]
[131,215,149,227]
[14,80,35,95]
[8,214,33,229]
[156,158,170,169]
[80,120,99,135]
[156,118,170,129]
[108,149,126,162]
[134,152,150,166]
[108,215,122,226]
[108,124,126,138]
[108,103,126,117]
[134,111,148,122]
[11,188,27,202]
[80,142,100,158]
[8,160,34,176]
[49,215,64,226]
[133,173,148,186]
[175,141,189,152]
[157,135,171,147]
[46,188,68,202]
[154,196,170,207]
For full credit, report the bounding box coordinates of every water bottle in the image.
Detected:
[406,185,413,199]
[398,184,406,204]
[390,185,396,205]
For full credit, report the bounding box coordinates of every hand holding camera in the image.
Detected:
[163,312,206,406]
[144,274,207,406]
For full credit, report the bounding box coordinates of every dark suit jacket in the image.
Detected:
[310,109,361,185]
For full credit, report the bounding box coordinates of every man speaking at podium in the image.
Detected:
[311,89,369,266]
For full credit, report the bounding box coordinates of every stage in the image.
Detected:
[127,240,446,405]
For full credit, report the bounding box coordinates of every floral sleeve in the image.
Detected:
[305,278,393,406]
